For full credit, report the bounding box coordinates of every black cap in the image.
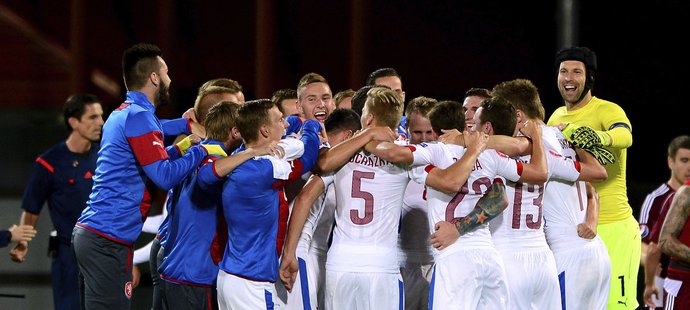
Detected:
[555,46,597,72]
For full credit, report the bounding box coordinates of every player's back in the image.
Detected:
[490,154,546,248]
[327,149,409,273]
[399,177,433,266]
[410,143,521,256]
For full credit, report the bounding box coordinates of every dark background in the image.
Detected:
[0,0,687,217]
[0,1,687,308]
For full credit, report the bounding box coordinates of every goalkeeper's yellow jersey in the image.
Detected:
[547,96,633,224]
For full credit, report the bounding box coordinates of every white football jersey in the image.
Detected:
[399,178,434,266]
[326,148,411,273]
[296,173,336,257]
[540,126,590,251]
[490,125,582,249]
[409,142,522,257]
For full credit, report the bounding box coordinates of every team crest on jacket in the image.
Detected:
[124,281,133,299]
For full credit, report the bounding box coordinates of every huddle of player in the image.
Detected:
[75,43,630,310]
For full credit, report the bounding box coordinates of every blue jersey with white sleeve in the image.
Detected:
[218,120,321,282]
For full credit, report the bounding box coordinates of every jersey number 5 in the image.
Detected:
[351,170,375,225]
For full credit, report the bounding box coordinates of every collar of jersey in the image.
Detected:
[125,91,155,112]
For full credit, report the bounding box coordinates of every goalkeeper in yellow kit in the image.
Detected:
[547,46,638,309]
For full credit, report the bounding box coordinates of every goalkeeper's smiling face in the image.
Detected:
[557,60,588,104]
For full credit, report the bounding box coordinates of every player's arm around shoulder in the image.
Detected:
[316,126,396,174]
[517,121,547,184]
[364,140,414,165]
[574,147,607,182]
[426,131,488,194]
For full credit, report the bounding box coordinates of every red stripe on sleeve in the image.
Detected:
[406,145,417,152]
[516,161,524,176]
[35,157,54,173]
[127,131,169,166]
[574,160,582,172]
[424,164,436,173]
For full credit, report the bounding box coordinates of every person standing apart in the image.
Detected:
[10,93,103,310]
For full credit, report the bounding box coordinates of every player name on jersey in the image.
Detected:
[349,152,390,168]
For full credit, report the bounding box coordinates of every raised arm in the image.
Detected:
[574,148,608,182]
[214,145,283,178]
[431,180,508,250]
[516,121,547,184]
[487,135,531,157]
[364,141,414,165]
[295,120,323,174]
[425,131,487,194]
[439,129,531,157]
[197,144,283,191]
[315,127,396,174]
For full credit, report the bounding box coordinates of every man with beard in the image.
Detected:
[71,43,222,309]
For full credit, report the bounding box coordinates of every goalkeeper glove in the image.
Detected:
[587,145,616,165]
[562,123,612,148]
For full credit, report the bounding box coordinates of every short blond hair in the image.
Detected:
[364,88,403,130]
[205,101,240,141]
